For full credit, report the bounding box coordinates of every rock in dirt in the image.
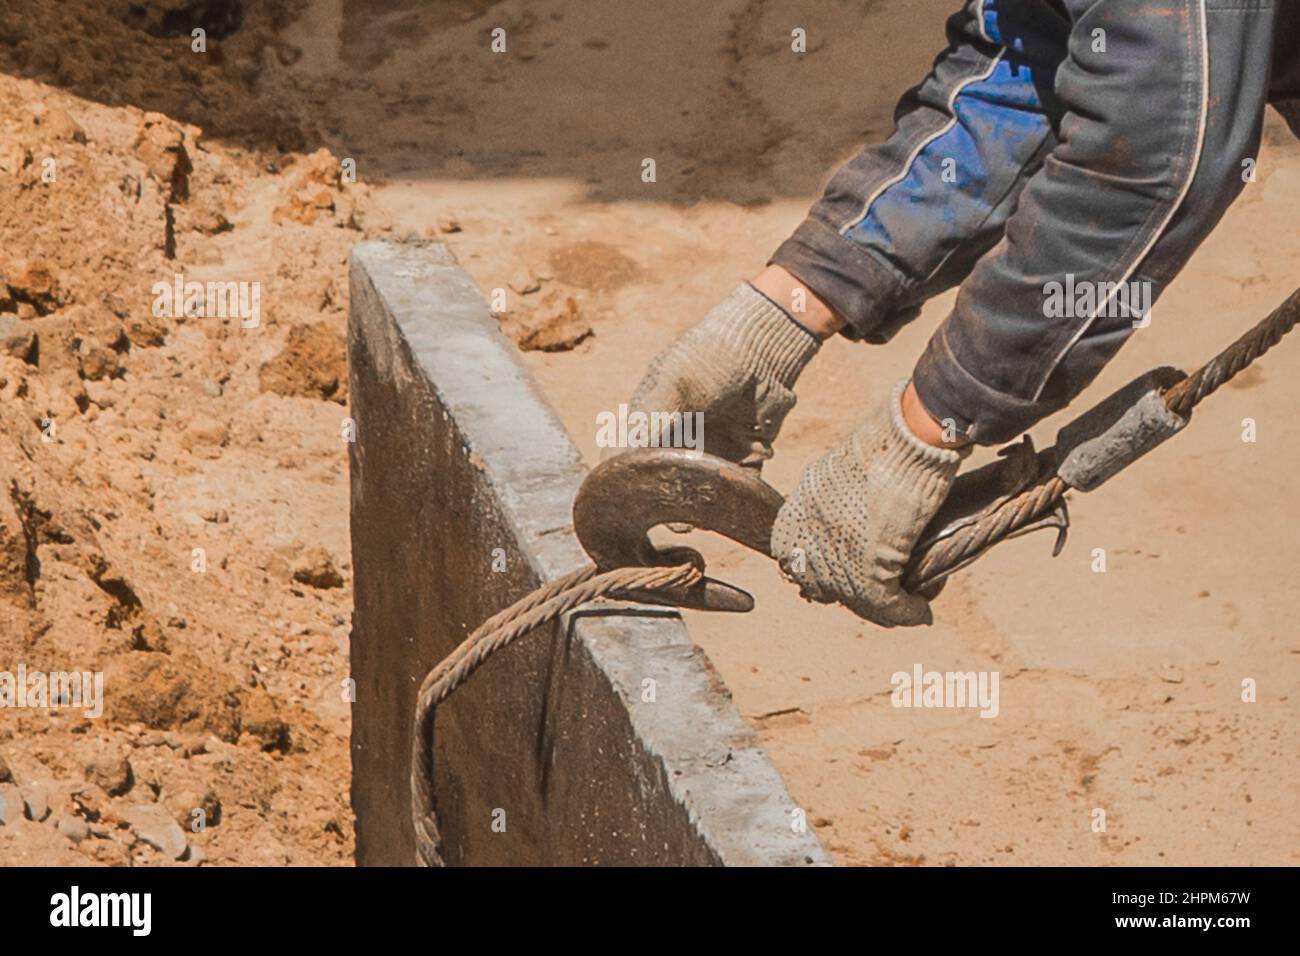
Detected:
[502,292,593,352]
[273,185,336,226]
[0,752,12,782]
[123,311,169,348]
[74,314,129,381]
[507,266,542,296]
[56,815,90,843]
[290,546,343,589]
[238,689,292,753]
[125,803,188,859]
[21,783,50,822]
[168,787,221,831]
[0,315,35,360]
[272,149,342,226]
[0,783,23,825]
[84,752,134,796]
[258,322,347,403]
[2,259,66,314]
[133,112,190,201]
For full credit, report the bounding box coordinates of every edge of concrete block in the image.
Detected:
[348,239,829,866]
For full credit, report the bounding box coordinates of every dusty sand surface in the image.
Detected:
[1,0,364,865]
[3,0,1297,865]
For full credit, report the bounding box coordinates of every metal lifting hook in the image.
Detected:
[572,449,782,611]
[572,444,1070,612]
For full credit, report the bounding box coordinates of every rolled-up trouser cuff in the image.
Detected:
[912,325,1056,446]
[769,218,916,344]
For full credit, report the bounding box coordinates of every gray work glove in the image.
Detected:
[616,283,820,468]
[771,380,967,627]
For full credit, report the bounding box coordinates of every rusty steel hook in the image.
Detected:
[574,444,1071,613]
[572,449,781,612]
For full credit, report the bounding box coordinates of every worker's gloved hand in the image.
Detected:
[770,380,967,627]
[615,283,821,469]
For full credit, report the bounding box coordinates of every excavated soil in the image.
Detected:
[0,0,366,865]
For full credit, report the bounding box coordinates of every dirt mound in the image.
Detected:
[0,2,388,865]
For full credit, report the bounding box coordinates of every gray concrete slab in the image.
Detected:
[348,240,829,866]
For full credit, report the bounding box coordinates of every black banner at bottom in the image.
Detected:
[0,865,1285,942]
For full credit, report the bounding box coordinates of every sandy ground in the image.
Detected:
[3,0,1297,865]
[1,0,362,865]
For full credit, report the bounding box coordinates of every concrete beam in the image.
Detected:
[347,240,828,866]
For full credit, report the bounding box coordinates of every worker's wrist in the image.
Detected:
[750,265,847,341]
[902,379,971,450]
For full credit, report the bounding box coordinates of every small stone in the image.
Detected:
[507,267,542,296]
[438,215,462,234]
[0,315,35,360]
[125,803,188,860]
[504,293,593,352]
[70,786,106,823]
[0,752,12,782]
[56,815,90,843]
[85,753,134,796]
[183,736,210,757]
[0,784,22,825]
[21,783,50,822]
[169,788,221,831]
[83,378,117,409]
[3,259,64,312]
[291,547,344,589]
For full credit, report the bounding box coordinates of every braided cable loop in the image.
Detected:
[411,560,703,866]
[903,287,1300,592]
[904,467,1066,592]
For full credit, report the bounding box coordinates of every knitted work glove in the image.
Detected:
[770,380,966,627]
[616,283,820,468]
